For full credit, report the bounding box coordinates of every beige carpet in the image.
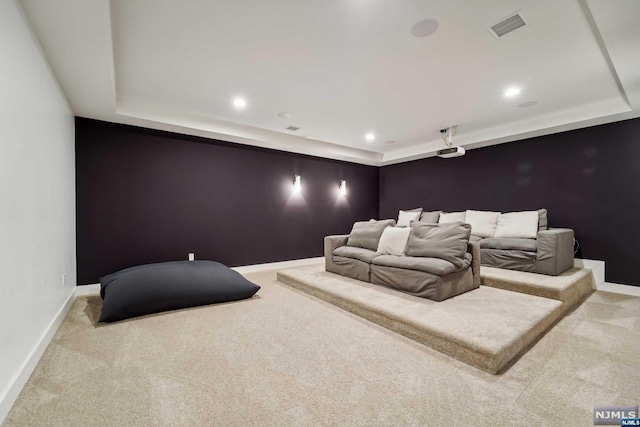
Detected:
[277,265,564,374]
[481,266,595,308]
[4,265,640,426]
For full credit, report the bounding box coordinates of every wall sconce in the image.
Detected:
[293,175,302,193]
[339,180,347,196]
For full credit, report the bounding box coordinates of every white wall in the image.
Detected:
[0,0,76,422]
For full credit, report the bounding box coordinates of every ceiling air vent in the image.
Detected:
[487,11,528,39]
[286,126,300,131]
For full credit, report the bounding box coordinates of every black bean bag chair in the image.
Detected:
[99,260,260,323]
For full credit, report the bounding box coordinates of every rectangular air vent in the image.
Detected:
[286,126,300,131]
[487,12,527,39]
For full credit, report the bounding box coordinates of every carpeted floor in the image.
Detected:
[481,266,595,307]
[277,265,565,374]
[4,265,640,426]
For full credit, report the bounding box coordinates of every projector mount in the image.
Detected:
[440,126,458,147]
[437,126,465,158]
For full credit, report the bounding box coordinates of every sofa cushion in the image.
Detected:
[438,211,466,223]
[480,249,536,272]
[538,209,548,231]
[406,222,471,268]
[465,210,500,238]
[397,209,422,227]
[333,246,380,263]
[469,235,483,243]
[377,226,411,256]
[494,211,539,239]
[479,237,537,252]
[419,211,442,223]
[372,255,458,276]
[346,219,395,251]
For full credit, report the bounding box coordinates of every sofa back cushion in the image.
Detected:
[419,210,442,223]
[397,209,422,227]
[406,222,471,268]
[494,211,539,239]
[465,210,500,238]
[347,219,396,251]
[377,226,411,255]
[438,211,466,223]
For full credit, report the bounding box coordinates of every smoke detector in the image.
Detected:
[487,11,528,39]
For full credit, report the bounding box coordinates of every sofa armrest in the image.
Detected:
[467,241,481,287]
[324,235,349,269]
[536,228,574,275]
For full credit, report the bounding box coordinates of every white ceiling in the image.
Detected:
[19,0,640,166]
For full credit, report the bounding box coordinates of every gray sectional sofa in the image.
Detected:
[325,220,481,302]
[440,209,574,276]
[402,208,574,276]
[324,208,574,303]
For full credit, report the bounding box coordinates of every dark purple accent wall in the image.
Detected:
[76,118,379,284]
[380,117,640,286]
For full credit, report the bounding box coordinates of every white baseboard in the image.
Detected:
[573,258,640,296]
[597,282,640,297]
[232,257,324,274]
[574,258,605,288]
[75,283,100,296]
[0,288,76,425]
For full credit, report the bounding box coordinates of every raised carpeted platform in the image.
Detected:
[277,265,565,374]
[480,266,595,308]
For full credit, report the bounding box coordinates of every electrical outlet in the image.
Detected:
[188,253,195,261]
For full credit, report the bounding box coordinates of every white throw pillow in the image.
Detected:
[397,210,421,227]
[438,211,466,224]
[494,211,539,239]
[465,210,501,238]
[377,227,411,256]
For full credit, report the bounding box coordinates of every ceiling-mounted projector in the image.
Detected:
[437,146,466,158]
[437,126,465,158]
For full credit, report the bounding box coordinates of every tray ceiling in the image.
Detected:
[19,0,640,165]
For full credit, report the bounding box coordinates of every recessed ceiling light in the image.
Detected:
[504,87,521,97]
[233,97,247,109]
[365,133,376,141]
[411,19,439,38]
[518,101,538,108]
[278,112,292,119]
